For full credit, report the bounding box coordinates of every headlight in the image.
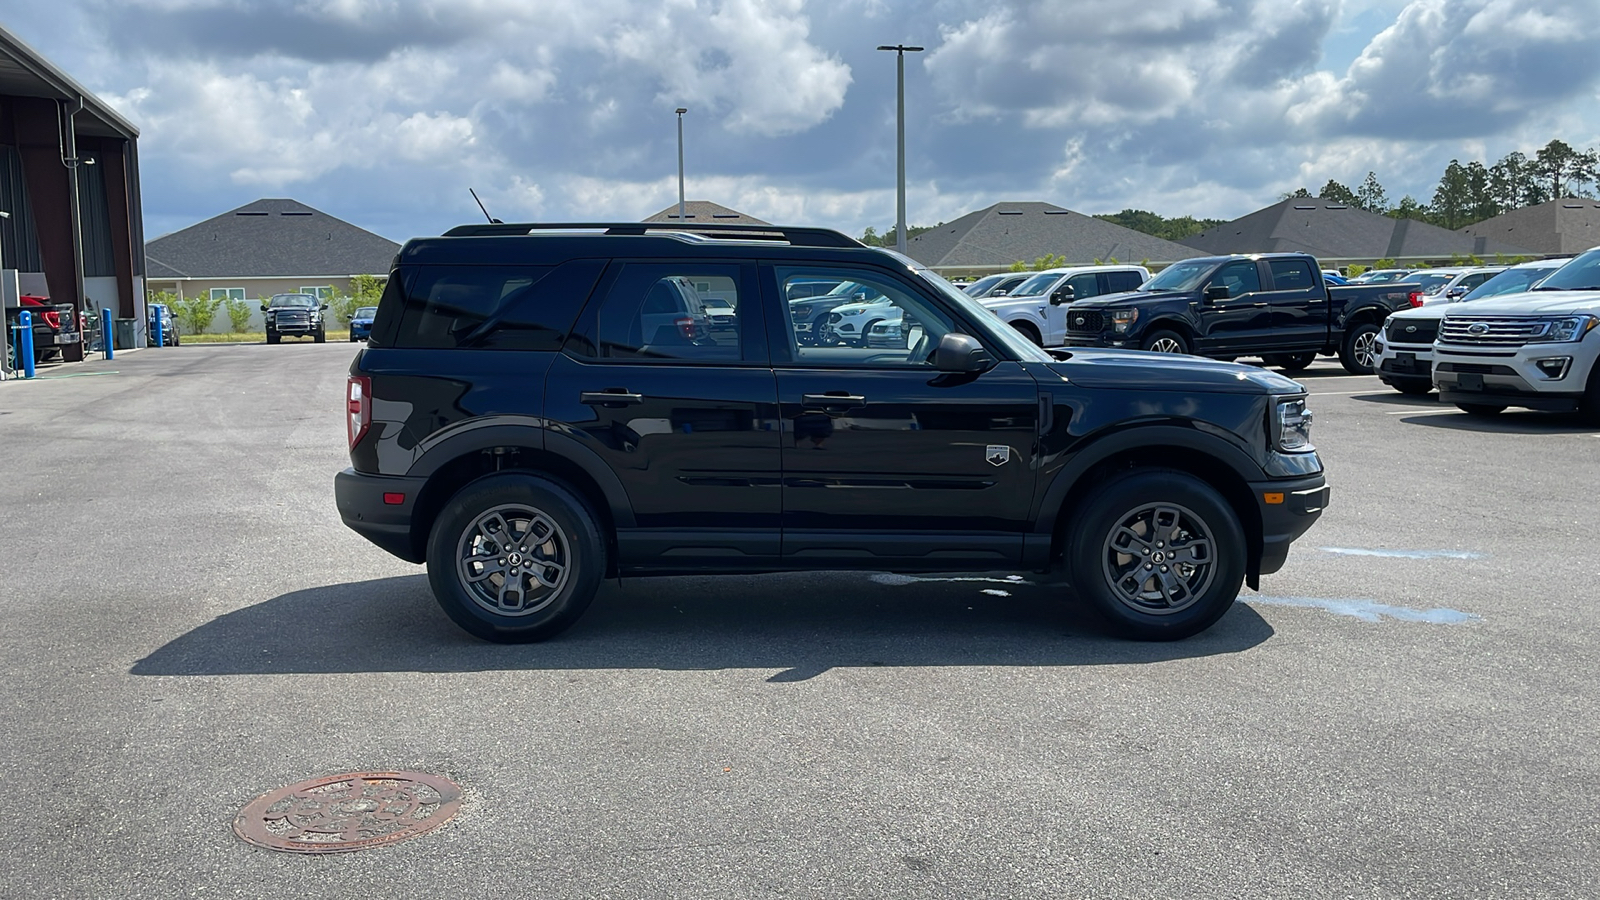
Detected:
[1541,316,1598,342]
[1272,396,1314,452]
[1110,308,1139,333]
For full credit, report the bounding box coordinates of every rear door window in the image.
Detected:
[582,263,745,363]
[1107,270,1144,293]
[1267,259,1316,292]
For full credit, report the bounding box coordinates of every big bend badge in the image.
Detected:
[985,445,1011,466]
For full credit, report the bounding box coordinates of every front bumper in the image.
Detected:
[1374,339,1434,387]
[1248,473,1329,577]
[335,467,429,563]
[1433,340,1597,411]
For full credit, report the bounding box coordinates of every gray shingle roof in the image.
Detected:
[1458,198,1600,256]
[643,201,770,225]
[904,202,1201,269]
[1183,198,1537,261]
[143,199,400,278]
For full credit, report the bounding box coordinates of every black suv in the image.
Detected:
[335,223,1328,643]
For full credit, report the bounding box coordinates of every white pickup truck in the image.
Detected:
[1433,247,1600,419]
[980,264,1149,346]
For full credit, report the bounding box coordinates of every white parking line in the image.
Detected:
[1307,389,1394,397]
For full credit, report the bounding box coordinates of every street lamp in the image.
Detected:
[877,44,923,255]
[675,107,688,221]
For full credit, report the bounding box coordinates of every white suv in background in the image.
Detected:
[1374,258,1568,394]
[1433,248,1600,418]
[981,265,1149,346]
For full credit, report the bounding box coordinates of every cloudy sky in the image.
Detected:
[8,0,1599,243]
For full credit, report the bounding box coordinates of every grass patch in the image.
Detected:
[176,333,347,344]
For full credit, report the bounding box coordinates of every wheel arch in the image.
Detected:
[405,425,633,571]
[1037,426,1265,583]
[1142,318,1195,347]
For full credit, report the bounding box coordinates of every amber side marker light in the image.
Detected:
[1263,492,1285,505]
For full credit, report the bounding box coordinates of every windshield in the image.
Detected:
[269,294,317,308]
[1462,266,1563,301]
[354,306,378,317]
[963,274,1004,295]
[1361,269,1412,284]
[1009,272,1065,297]
[1533,249,1600,291]
[1408,272,1454,294]
[1143,260,1215,292]
[901,259,1053,362]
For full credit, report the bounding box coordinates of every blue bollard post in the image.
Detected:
[102,307,114,360]
[19,309,35,378]
[152,307,163,348]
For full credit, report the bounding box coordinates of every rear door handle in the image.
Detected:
[802,393,866,409]
[581,389,644,406]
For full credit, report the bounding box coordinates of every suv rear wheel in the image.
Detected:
[426,473,605,643]
[1065,469,1245,640]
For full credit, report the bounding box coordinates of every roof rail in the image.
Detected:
[440,221,863,248]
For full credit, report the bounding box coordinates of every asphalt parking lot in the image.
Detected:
[2,343,1596,899]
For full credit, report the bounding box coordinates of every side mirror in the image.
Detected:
[1446,287,1465,299]
[1203,284,1231,302]
[260,303,269,311]
[321,303,330,310]
[932,332,994,373]
[1049,285,1076,306]
[991,290,1009,297]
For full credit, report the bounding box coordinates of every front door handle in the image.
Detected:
[581,389,644,406]
[801,392,866,410]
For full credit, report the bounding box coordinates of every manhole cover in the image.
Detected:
[233,771,462,854]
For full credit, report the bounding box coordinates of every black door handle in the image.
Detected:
[581,390,644,406]
[802,392,866,409]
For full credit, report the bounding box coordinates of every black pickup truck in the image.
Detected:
[1063,253,1419,374]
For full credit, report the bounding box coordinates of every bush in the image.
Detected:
[171,293,223,335]
[331,275,386,324]
[225,298,252,332]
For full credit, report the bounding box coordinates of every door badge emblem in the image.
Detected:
[986,445,1011,466]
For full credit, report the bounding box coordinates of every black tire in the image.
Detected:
[1010,321,1043,346]
[1455,403,1505,417]
[314,327,326,344]
[1270,351,1316,373]
[1339,321,1381,374]
[1583,365,1600,425]
[1065,469,1246,641]
[426,473,605,643]
[1141,329,1190,355]
[266,330,279,345]
[856,318,884,347]
[1393,381,1432,396]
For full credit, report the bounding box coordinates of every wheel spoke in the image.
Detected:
[456,502,573,618]
[532,560,565,588]
[1113,525,1153,554]
[1169,540,1211,565]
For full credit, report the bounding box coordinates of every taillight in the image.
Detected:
[42,311,61,329]
[1408,291,1423,307]
[347,376,371,450]
[675,316,696,339]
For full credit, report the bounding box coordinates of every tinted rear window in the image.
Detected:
[387,261,602,351]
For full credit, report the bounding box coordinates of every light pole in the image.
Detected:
[675,107,688,221]
[877,44,923,255]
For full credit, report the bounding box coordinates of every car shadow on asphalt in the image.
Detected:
[1350,391,1440,407]
[1386,409,1597,434]
[129,572,1274,680]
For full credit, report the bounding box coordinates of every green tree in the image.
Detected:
[1533,139,1598,199]
[1319,179,1360,206]
[224,298,252,332]
[1489,150,1543,210]
[1094,209,1225,241]
[171,292,223,335]
[859,226,882,247]
[1373,258,1398,270]
[1430,160,1472,229]
[1356,172,1388,213]
[1280,187,1313,200]
[1389,195,1430,221]
[1464,160,1496,223]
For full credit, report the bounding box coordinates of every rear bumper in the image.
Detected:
[1248,473,1329,576]
[335,467,429,563]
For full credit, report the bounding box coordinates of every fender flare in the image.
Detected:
[407,420,636,528]
[1033,424,1261,537]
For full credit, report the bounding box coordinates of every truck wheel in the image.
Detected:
[426,473,605,643]
[1268,352,1316,372]
[266,330,279,345]
[1339,322,1380,374]
[1142,330,1190,355]
[1065,468,1245,641]
[1455,403,1505,417]
[314,327,326,344]
[1011,321,1043,346]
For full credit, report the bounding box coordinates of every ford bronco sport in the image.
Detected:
[335,222,1328,643]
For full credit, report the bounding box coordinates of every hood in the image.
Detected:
[1045,348,1303,394]
[1070,290,1169,310]
[1444,290,1600,316]
[1387,303,1448,322]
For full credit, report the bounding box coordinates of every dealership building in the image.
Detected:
[0,25,146,375]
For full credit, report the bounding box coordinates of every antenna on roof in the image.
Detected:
[469,188,502,224]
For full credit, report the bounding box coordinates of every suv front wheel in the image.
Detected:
[426,473,605,642]
[1065,469,1245,640]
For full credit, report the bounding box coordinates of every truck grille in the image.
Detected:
[1438,316,1548,347]
[1066,310,1104,333]
[1385,318,1438,344]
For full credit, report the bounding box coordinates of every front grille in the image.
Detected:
[1066,310,1104,333]
[1438,316,1549,347]
[1386,318,1438,344]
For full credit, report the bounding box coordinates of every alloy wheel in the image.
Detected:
[454,504,570,617]
[1100,502,1217,615]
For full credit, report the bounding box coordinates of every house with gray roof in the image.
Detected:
[1458,198,1600,256]
[644,201,770,225]
[903,202,1201,277]
[1182,198,1537,266]
[144,198,400,332]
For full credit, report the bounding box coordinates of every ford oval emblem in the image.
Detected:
[1467,323,1490,335]
[1404,325,1416,333]
[1073,316,1085,326]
